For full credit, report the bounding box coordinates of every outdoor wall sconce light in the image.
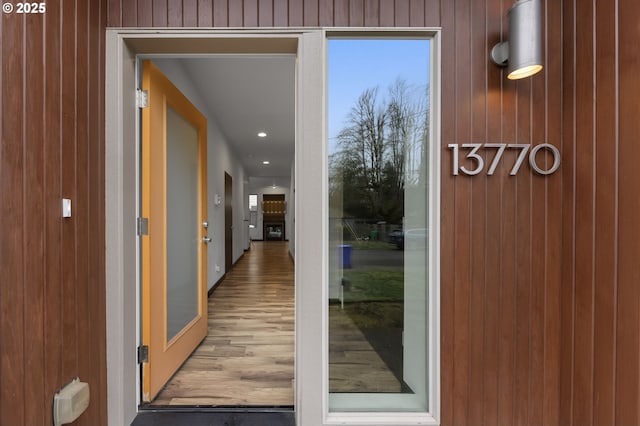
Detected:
[491,0,543,80]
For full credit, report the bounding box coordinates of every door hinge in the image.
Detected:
[137,217,149,236]
[136,89,149,108]
[137,345,149,364]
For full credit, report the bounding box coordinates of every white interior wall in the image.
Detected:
[247,176,291,241]
[154,59,247,289]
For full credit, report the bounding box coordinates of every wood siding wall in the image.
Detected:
[440,2,640,424]
[1,1,637,425]
[0,1,107,425]
[106,0,441,28]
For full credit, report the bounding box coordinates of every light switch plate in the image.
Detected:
[62,198,72,218]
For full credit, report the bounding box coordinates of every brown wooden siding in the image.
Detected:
[440,0,639,424]
[107,0,441,27]
[0,1,107,425]
[0,0,637,425]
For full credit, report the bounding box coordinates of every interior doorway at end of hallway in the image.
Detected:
[263,194,286,242]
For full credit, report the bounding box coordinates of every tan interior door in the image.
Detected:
[141,60,208,402]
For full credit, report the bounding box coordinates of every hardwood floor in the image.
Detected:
[149,240,399,407]
[151,241,295,406]
[328,305,401,392]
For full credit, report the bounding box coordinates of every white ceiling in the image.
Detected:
[180,55,296,178]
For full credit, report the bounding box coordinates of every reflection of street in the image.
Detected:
[349,248,403,270]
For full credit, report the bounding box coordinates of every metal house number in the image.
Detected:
[448,143,561,176]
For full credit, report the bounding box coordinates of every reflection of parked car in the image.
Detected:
[388,229,404,249]
[404,228,428,250]
[388,228,428,250]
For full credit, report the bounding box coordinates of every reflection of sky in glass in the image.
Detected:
[328,39,430,150]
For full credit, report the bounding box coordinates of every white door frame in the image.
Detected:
[105,29,324,426]
[105,28,439,426]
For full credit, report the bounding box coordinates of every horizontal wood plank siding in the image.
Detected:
[0,1,107,425]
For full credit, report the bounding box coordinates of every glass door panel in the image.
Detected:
[165,105,200,342]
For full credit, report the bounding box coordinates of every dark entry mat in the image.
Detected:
[131,411,295,426]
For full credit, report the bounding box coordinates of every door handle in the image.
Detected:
[203,236,212,244]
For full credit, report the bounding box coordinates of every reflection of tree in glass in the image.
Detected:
[329,78,429,224]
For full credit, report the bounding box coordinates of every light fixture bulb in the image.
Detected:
[263,160,270,165]
[258,132,267,138]
[507,64,543,80]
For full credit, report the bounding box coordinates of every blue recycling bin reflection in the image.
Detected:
[337,244,352,269]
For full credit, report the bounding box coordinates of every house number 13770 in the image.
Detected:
[448,143,561,176]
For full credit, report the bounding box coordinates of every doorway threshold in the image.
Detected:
[131,406,295,426]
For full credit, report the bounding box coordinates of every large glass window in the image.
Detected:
[328,38,432,413]
[248,194,258,228]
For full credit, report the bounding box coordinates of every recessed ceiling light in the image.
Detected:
[258,132,267,138]
[262,160,270,165]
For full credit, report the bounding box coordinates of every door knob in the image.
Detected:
[203,236,212,244]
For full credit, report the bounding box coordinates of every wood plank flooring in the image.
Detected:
[151,241,295,406]
[149,240,399,407]
[328,305,401,392]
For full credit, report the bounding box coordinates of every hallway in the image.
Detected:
[150,241,294,406]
